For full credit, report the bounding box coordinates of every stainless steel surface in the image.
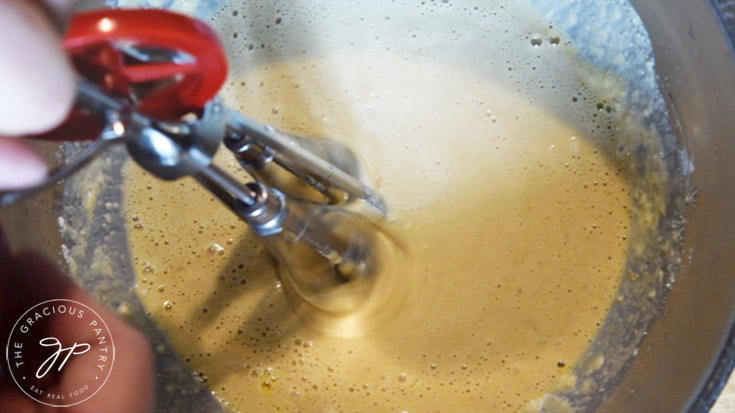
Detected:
[242,182,382,312]
[234,181,286,235]
[124,97,225,181]
[194,163,259,208]
[596,1,735,411]
[219,180,379,306]
[225,110,388,213]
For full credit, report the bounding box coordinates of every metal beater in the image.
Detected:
[0,9,388,313]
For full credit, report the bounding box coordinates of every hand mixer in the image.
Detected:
[0,9,389,314]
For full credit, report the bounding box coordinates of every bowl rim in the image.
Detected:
[691,4,735,411]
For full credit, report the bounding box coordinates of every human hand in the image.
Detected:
[0,2,155,412]
[0,0,76,190]
[0,229,154,413]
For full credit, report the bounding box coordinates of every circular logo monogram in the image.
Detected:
[5,299,115,407]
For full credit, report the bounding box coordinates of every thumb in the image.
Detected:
[0,0,75,136]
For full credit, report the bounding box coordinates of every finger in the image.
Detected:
[29,0,77,33]
[0,386,37,413]
[44,288,154,413]
[40,0,76,26]
[0,0,75,136]
[0,137,48,190]
[0,246,154,413]
[56,296,154,413]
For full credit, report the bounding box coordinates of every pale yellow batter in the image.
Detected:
[124,50,632,411]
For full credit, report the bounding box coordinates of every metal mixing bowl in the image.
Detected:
[2,0,735,411]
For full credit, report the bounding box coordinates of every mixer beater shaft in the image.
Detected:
[0,78,387,311]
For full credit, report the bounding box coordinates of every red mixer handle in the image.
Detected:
[37,8,228,141]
